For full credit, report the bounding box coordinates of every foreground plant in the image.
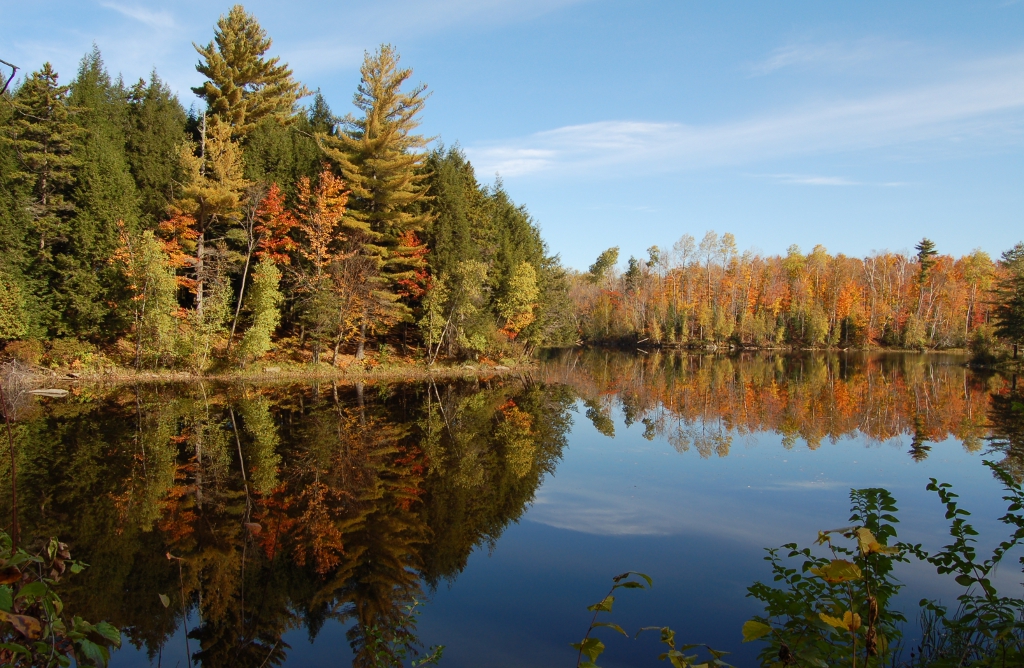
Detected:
[574,571,731,668]
[743,462,1024,667]
[742,488,907,667]
[0,533,120,666]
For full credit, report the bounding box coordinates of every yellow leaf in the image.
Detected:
[742,620,772,642]
[819,610,862,632]
[856,527,899,555]
[810,559,862,583]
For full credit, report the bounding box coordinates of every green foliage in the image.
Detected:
[0,268,27,341]
[0,534,121,667]
[126,72,187,225]
[237,257,282,366]
[589,248,620,283]
[992,242,1024,358]
[903,462,1024,666]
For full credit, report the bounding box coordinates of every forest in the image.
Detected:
[571,236,1024,355]
[2,4,1024,374]
[0,5,575,373]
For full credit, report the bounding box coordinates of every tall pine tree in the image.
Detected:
[192,4,308,137]
[319,45,432,355]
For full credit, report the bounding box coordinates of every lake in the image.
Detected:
[1,351,1020,667]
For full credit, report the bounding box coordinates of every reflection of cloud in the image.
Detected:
[528,480,845,541]
[99,2,175,29]
[467,54,1024,177]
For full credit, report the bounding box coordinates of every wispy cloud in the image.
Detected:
[99,2,175,29]
[749,38,910,76]
[467,53,1024,178]
[757,173,907,187]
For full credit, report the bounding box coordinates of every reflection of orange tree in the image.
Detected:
[544,350,1000,458]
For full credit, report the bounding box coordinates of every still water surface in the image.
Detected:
[5,352,1021,666]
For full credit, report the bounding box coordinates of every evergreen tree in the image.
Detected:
[915,237,938,282]
[2,62,83,334]
[423,145,489,278]
[993,242,1024,360]
[319,44,432,332]
[192,4,308,137]
[167,117,248,315]
[126,71,187,225]
[59,47,142,337]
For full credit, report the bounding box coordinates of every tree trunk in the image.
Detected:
[355,320,366,360]
[227,250,253,355]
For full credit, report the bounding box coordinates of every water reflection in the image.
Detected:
[543,350,996,459]
[0,353,1020,666]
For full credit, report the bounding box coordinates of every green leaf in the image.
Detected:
[77,638,110,666]
[94,621,121,646]
[0,642,30,657]
[573,637,605,662]
[592,622,628,636]
[954,574,974,587]
[14,582,46,601]
[809,559,862,583]
[587,595,614,613]
[0,586,12,612]
[742,620,772,642]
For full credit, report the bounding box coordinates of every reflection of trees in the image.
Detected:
[986,378,1024,480]
[0,377,571,666]
[544,350,1000,457]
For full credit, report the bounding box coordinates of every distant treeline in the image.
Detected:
[570,234,1024,353]
[0,5,574,371]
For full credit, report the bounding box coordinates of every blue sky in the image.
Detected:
[4,1,1023,269]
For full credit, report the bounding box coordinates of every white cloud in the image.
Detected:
[467,53,1024,178]
[99,2,175,29]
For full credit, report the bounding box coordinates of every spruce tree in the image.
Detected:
[993,242,1024,360]
[4,63,81,254]
[2,63,83,334]
[59,47,142,337]
[127,71,187,225]
[192,4,308,136]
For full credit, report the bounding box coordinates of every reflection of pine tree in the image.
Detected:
[909,415,932,462]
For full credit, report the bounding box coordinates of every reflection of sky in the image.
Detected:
[412,400,1022,668]
[113,396,1021,667]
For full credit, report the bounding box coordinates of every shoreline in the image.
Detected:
[11,361,540,387]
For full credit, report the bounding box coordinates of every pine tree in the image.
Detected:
[915,238,938,282]
[318,44,433,349]
[126,71,187,225]
[192,4,308,137]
